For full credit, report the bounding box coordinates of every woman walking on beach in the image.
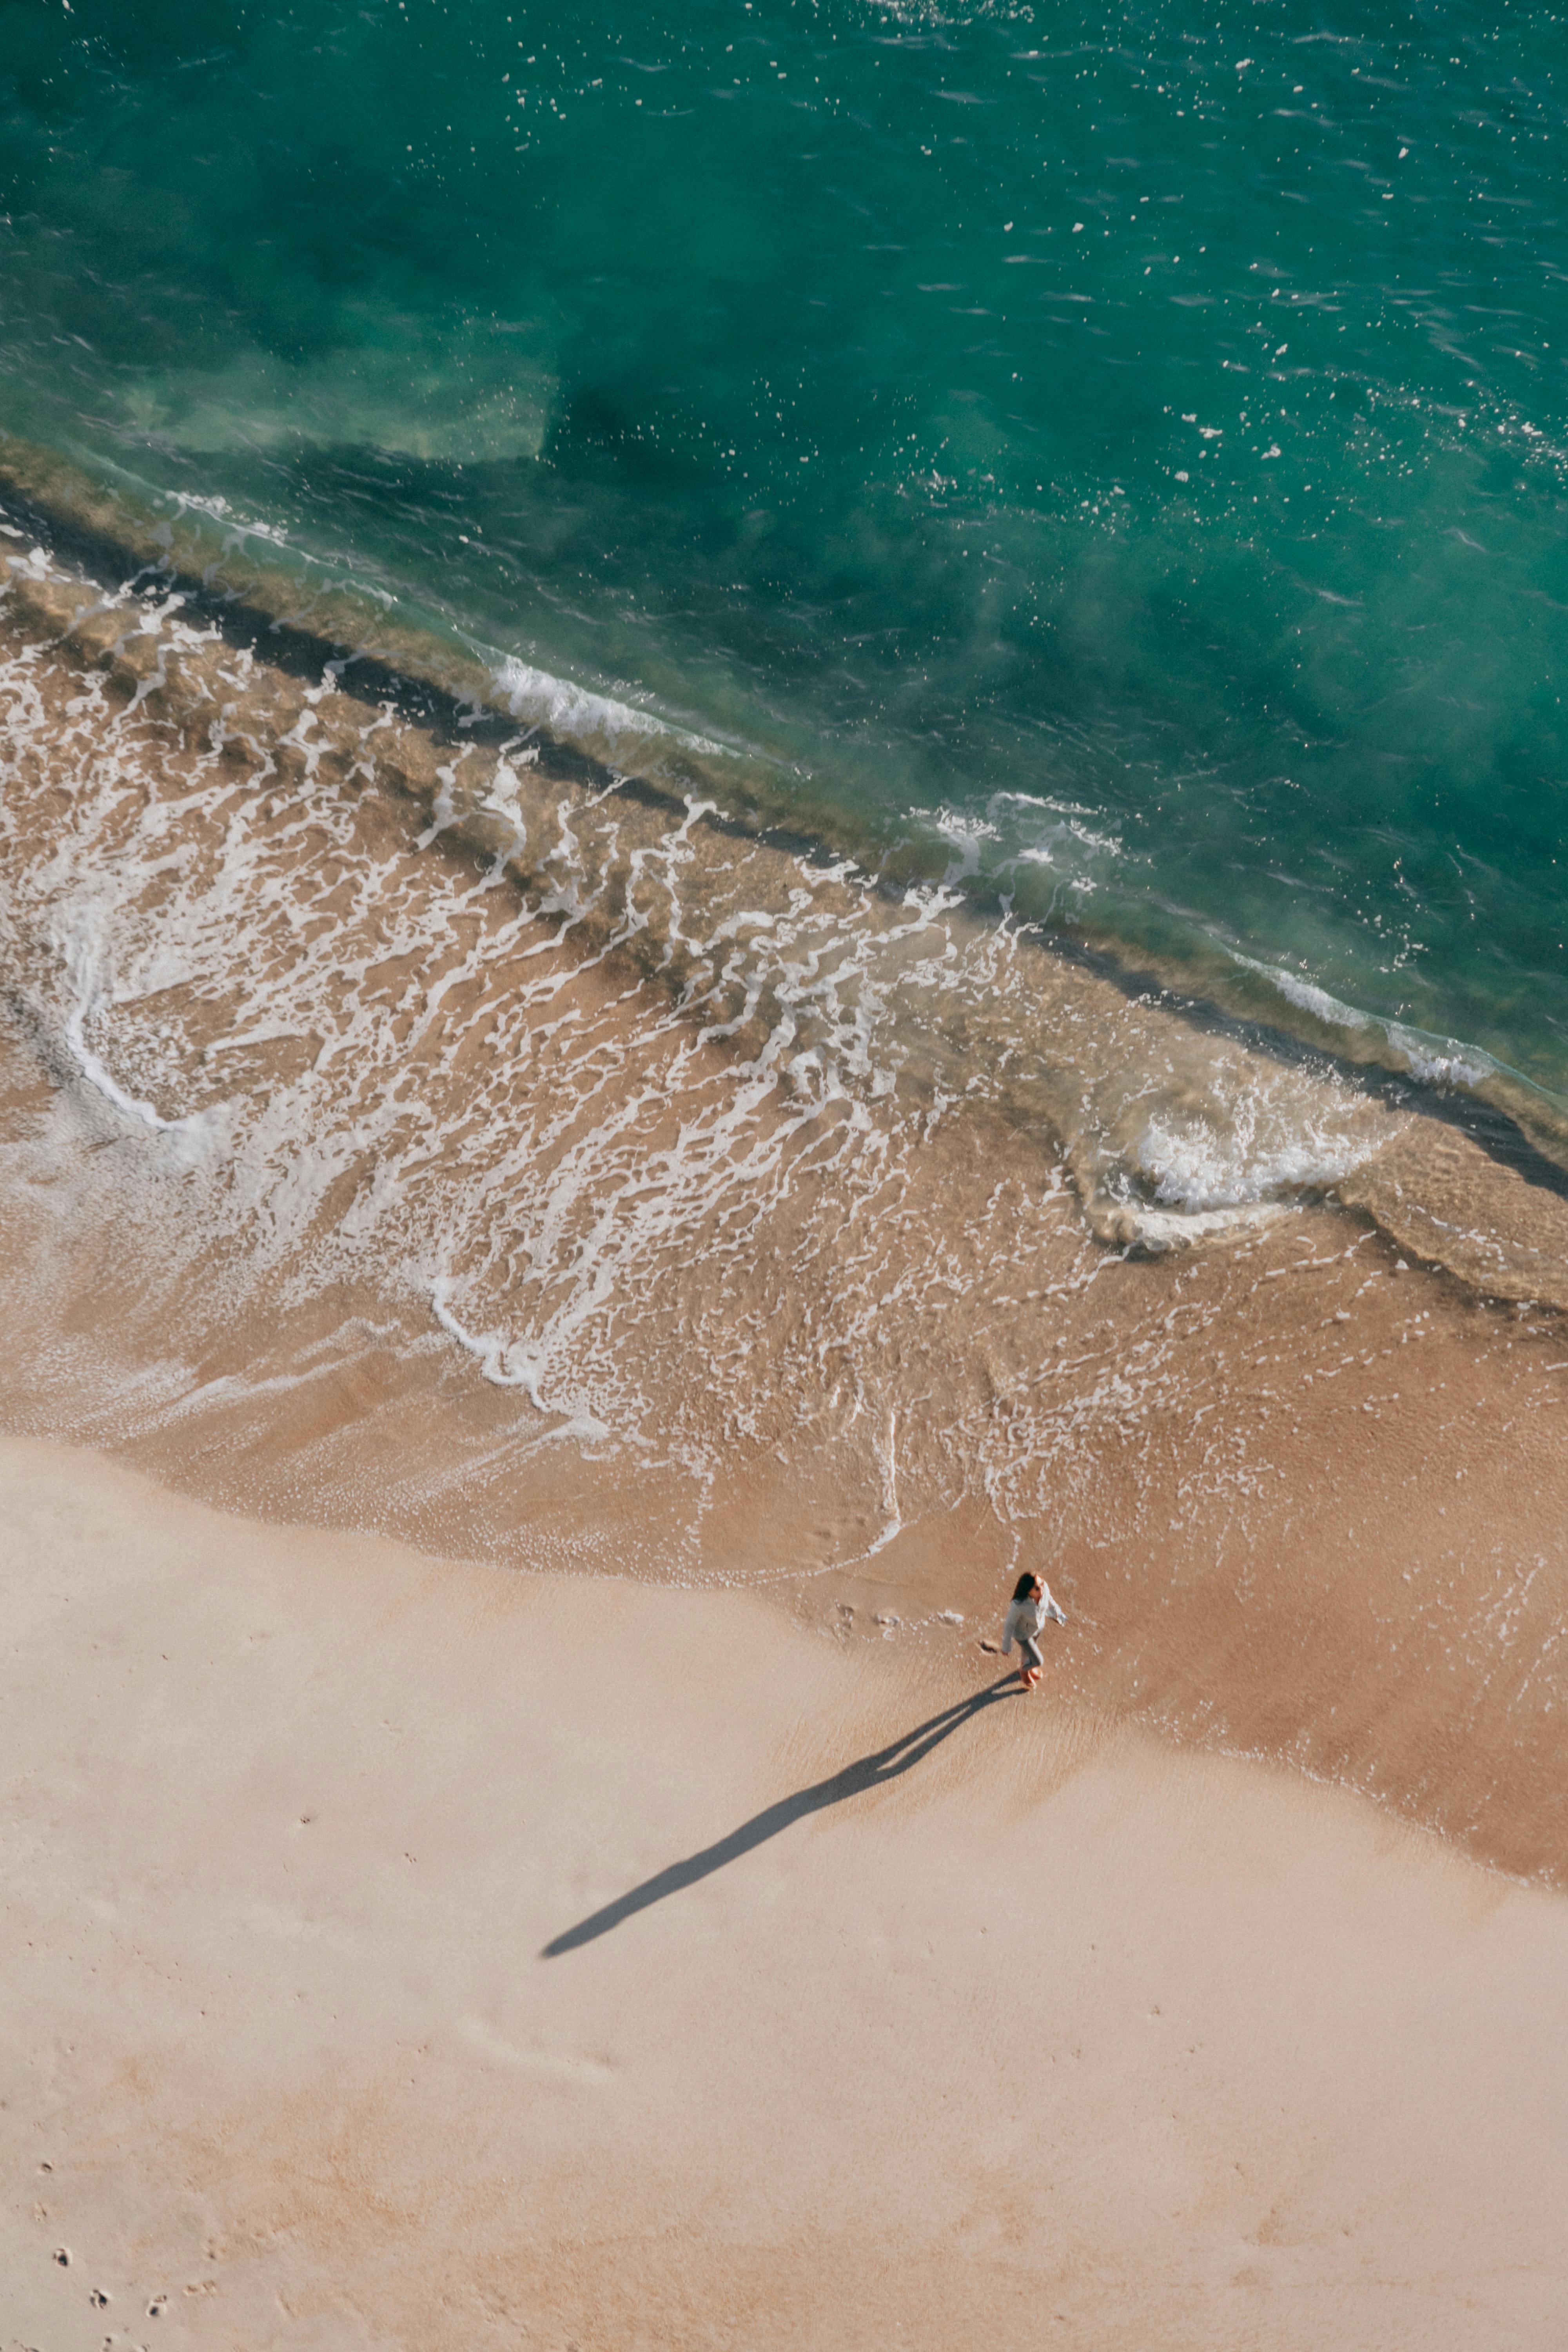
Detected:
[1002,1571,1066,1690]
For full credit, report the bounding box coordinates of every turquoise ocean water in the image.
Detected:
[3,0,1566,1095]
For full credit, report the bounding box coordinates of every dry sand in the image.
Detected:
[3,1433,1565,2351]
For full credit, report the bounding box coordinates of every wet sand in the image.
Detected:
[3,1434,1565,2352]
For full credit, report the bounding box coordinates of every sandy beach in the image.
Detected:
[5,0,1568,2332]
[3,490,1568,2348]
[3,1433,1567,2352]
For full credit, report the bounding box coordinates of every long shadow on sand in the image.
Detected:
[541,1674,1022,1958]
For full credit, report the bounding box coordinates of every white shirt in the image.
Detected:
[1002,1586,1066,1651]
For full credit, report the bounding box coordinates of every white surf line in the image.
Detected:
[427,1276,613,1443]
[1229,945,1568,1116]
[492,653,732,763]
[1124,1198,1288,1248]
[740,1401,910,1588]
[61,999,214,1147]
[854,1406,905,1565]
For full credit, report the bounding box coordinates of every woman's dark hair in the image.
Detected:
[1012,1572,1042,1604]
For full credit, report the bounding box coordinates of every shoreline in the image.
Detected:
[0,509,1566,1890]
[3,1432,1565,2350]
[5,430,1568,1282]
